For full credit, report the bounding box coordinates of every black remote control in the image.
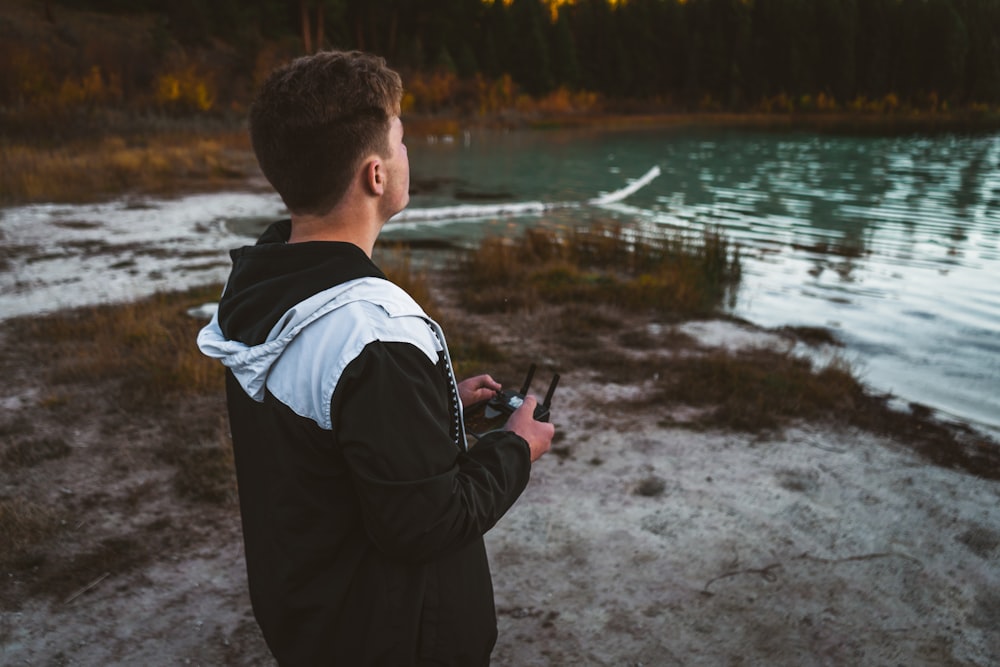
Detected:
[465,364,560,438]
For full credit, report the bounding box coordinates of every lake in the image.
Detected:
[387,126,1000,439]
[1,125,997,438]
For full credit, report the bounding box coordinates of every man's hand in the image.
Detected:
[457,374,502,407]
[504,396,554,463]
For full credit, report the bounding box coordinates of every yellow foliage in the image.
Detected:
[538,87,572,113]
[514,93,536,112]
[848,93,901,114]
[401,91,416,113]
[534,86,599,114]
[758,93,795,114]
[56,66,121,109]
[406,70,458,112]
[158,74,181,102]
[476,74,516,115]
[815,92,838,112]
[155,65,216,112]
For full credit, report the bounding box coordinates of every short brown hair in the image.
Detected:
[249,50,402,217]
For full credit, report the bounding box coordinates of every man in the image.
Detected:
[196,50,553,665]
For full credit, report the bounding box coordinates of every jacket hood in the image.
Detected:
[197,276,431,402]
[196,220,407,402]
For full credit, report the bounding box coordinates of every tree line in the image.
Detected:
[29,0,1000,113]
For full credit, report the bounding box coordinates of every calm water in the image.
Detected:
[1,126,997,438]
[386,127,1000,438]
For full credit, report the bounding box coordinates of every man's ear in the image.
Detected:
[365,158,384,196]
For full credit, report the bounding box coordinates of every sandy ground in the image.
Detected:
[1,315,999,666]
[491,390,1000,666]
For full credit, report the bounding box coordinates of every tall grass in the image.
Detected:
[656,349,863,431]
[456,223,741,318]
[10,285,225,404]
[0,497,62,569]
[0,131,255,205]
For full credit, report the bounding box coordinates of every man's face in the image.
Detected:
[380,116,410,220]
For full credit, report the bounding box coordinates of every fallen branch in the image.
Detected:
[700,550,924,596]
[701,562,782,594]
[391,166,661,224]
[64,571,110,605]
[793,551,924,568]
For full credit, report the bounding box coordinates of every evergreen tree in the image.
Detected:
[481,0,516,78]
[956,0,1000,102]
[813,0,857,103]
[571,0,616,94]
[614,0,658,98]
[509,0,554,96]
[855,0,896,99]
[920,0,968,102]
[550,7,580,89]
[455,41,479,78]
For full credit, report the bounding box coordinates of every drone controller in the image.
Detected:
[465,364,560,439]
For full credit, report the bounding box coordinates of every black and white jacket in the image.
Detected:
[197,221,531,666]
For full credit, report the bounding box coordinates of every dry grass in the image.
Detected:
[0,497,63,569]
[9,285,225,406]
[1,436,71,469]
[655,349,863,431]
[0,131,257,205]
[0,285,236,579]
[456,223,741,318]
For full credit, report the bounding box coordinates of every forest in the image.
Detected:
[3,0,1000,132]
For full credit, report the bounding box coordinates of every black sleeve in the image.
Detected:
[332,341,532,563]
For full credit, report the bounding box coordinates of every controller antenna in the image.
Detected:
[519,363,536,395]
[542,373,560,410]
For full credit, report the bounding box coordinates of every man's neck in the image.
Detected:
[287,205,380,256]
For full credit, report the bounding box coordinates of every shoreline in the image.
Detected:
[404,108,1000,137]
[4,109,1000,208]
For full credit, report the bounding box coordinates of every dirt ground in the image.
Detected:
[1,306,999,666]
